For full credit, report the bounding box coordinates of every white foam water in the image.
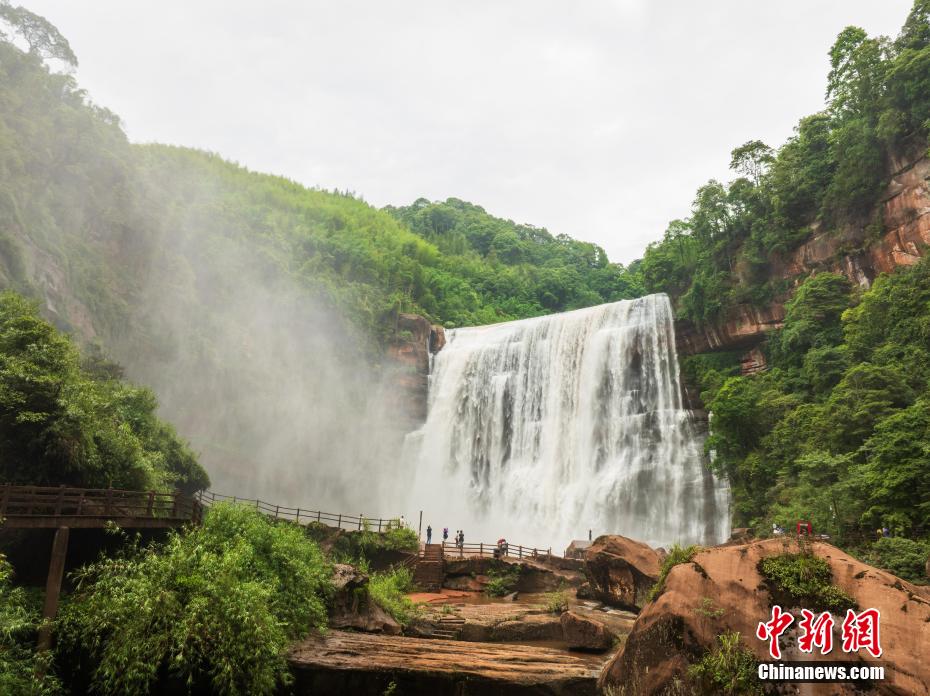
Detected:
[404,294,730,550]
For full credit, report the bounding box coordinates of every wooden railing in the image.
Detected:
[0,484,201,528]
[196,490,402,532]
[437,540,551,560]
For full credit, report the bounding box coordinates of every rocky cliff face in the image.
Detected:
[385,314,445,430]
[676,142,930,362]
[675,304,785,356]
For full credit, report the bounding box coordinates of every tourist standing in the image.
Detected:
[426,525,432,545]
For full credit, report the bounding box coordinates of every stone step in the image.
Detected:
[431,630,459,639]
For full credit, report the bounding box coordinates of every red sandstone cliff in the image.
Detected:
[385,313,445,429]
[676,143,930,360]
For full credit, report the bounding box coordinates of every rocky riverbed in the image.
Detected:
[292,534,930,695]
[289,630,607,695]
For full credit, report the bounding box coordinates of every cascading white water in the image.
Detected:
[404,294,729,549]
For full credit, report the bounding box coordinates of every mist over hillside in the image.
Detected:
[0,12,638,511]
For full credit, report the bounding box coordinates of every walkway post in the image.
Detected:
[37,526,69,652]
[418,510,423,541]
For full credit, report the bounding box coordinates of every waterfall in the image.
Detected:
[405,294,730,550]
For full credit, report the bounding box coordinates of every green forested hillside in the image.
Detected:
[621,1,930,572]
[689,264,930,579]
[386,197,642,321]
[0,291,207,491]
[0,5,645,500]
[0,20,637,346]
[633,0,930,327]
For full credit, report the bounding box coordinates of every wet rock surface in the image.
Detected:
[408,601,563,642]
[443,556,584,593]
[289,630,604,695]
[560,611,615,651]
[406,592,637,651]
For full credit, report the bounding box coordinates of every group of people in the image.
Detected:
[423,526,518,559]
[425,525,466,554]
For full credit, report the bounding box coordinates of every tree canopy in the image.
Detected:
[633,1,930,327]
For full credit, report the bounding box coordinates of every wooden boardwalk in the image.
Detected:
[0,484,201,529]
[195,490,401,532]
[0,482,408,651]
[0,484,403,533]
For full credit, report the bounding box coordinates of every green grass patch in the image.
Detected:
[647,544,702,603]
[484,566,520,597]
[542,588,570,613]
[688,631,762,696]
[368,567,416,625]
[758,553,855,612]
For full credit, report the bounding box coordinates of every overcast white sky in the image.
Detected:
[27,1,913,264]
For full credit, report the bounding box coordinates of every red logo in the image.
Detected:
[756,605,794,659]
[841,608,882,658]
[798,609,834,654]
[756,606,883,659]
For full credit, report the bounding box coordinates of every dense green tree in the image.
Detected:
[0,1,76,67]
[0,291,207,491]
[864,536,930,582]
[636,1,930,329]
[843,255,930,360]
[58,504,332,695]
[697,258,930,544]
[771,272,851,366]
[729,140,774,184]
[0,553,59,694]
[855,399,930,531]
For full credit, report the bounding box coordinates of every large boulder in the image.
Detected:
[328,564,402,635]
[485,614,563,642]
[410,601,564,643]
[290,630,599,695]
[442,556,583,593]
[536,554,586,573]
[443,574,489,592]
[599,538,930,696]
[560,611,616,652]
[583,535,663,611]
